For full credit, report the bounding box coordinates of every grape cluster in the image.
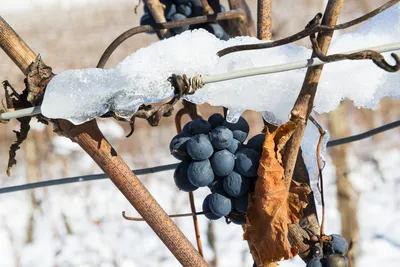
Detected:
[170,113,261,224]
[141,0,229,40]
[307,234,349,267]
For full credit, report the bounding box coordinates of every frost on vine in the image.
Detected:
[244,122,311,267]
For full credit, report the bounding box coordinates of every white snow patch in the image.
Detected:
[42,3,400,125]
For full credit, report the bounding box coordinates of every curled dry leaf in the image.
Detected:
[244,121,311,267]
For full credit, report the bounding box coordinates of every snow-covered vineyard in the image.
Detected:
[0,0,399,267]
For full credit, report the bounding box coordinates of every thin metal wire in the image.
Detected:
[0,119,398,195]
[1,42,399,121]
[326,119,400,147]
[0,163,178,194]
[202,42,400,84]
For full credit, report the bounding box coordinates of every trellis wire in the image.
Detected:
[1,41,399,121]
[0,163,178,194]
[203,42,400,84]
[0,119,398,195]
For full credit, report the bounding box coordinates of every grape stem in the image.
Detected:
[309,116,326,237]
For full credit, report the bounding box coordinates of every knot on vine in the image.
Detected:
[169,74,204,98]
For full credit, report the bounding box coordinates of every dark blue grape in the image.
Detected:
[189,118,211,135]
[331,234,348,255]
[229,212,246,225]
[140,14,156,34]
[208,113,225,129]
[165,3,177,20]
[203,23,225,39]
[209,126,233,150]
[143,4,149,13]
[177,4,192,16]
[227,138,242,154]
[223,117,250,143]
[202,194,221,220]
[235,148,261,177]
[209,193,232,217]
[181,121,192,136]
[306,258,323,267]
[187,134,214,160]
[234,194,249,213]
[207,176,225,193]
[223,171,252,197]
[189,0,203,16]
[170,13,190,35]
[173,0,189,5]
[220,31,230,41]
[210,149,235,176]
[187,159,214,187]
[247,133,265,154]
[174,160,198,192]
[169,134,190,160]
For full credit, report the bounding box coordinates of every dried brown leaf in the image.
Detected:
[7,117,31,176]
[244,121,311,267]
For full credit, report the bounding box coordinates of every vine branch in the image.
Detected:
[283,0,344,260]
[217,0,399,57]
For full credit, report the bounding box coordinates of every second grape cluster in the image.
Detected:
[141,0,229,40]
[170,113,267,224]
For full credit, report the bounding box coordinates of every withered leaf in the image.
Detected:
[7,117,31,176]
[244,121,311,267]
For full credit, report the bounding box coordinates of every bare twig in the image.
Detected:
[97,9,247,68]
[217,0,399,56]
[175,108,186,133]
[134,0,142,14]
[122,210,209,221]
[309,31,400,72]
[122,210,245,221]
[309,116,326,237]
[257,0,272,40]
[189,191,204,257]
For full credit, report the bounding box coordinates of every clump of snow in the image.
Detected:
[42,3,400,125]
